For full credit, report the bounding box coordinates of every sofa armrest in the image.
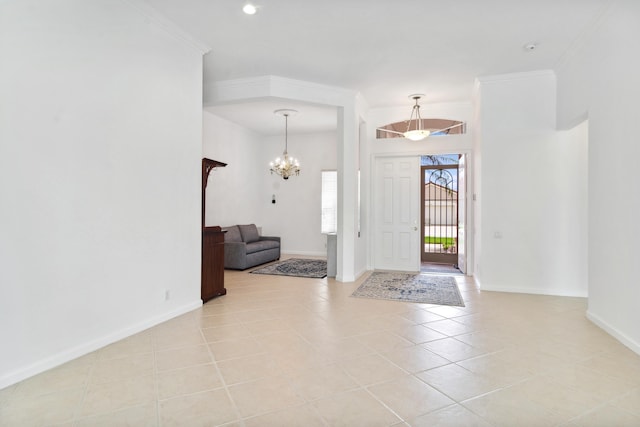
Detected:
[224,241,247,269]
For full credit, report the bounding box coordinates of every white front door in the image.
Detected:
[373,156,420,271]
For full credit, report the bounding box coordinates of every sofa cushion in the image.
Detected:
[245,239,280,254]
[238,224,260,243]
[222,225,242,243]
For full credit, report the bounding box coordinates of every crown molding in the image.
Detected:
[122,0,210,54]
[554,0,613,72]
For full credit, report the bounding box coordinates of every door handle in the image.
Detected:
[413,226,418,231]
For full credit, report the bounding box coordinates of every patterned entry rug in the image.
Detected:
[351,272,465,306]
[250,258,327,278]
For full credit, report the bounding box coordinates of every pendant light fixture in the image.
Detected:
[270,109,300,180]
[402,94,430,141]
[375,94,465,141]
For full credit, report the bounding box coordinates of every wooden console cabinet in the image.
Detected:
[201,158,227,303]
[201,226,226,302]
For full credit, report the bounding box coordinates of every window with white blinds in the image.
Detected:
[321,170,337,234]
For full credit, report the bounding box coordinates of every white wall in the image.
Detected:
[471,82,483,286]
[0,0,206,387]
[556,0,640,352]
[202,112,263,226]
[202,111,338,256]
[474,71,588,297]
[260,131,338,255]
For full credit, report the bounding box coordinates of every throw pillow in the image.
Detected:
[238,224,260,243]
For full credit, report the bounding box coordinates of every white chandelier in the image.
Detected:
[270,109,300,180]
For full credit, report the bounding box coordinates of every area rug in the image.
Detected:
[250,258,327,278]
[351,272,465,306]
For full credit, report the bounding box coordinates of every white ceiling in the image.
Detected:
[146,0,611,134]
[205,100,337,137]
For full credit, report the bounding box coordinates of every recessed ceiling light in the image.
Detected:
[243,4,257,15]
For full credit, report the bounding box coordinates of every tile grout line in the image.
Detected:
[198,312,244,426]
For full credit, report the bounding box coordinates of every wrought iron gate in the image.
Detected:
[421,158,459,264]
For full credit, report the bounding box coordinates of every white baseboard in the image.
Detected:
[354,267,368,282]
[478,283,588,298]
[474,275,482,289]
[0,300,202,389]
[335,266,369,283]
[586,311,640,356]
[281,250,327,257]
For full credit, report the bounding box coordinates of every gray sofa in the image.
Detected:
[221,224,280,270]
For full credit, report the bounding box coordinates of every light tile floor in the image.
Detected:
[2,263,640,426]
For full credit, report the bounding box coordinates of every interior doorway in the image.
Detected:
[420,154,464,274]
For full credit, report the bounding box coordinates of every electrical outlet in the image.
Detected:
[164,290,171,301]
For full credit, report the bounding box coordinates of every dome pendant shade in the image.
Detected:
[404,129,431,141]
